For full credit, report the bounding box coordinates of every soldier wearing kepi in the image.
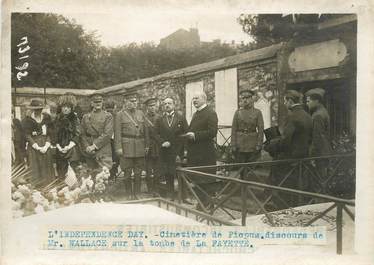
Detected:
[143,97,161,195]
[80,93,113,173]
[305,88,333,187]
[104,99,120,181]
[114,93,148,198]
[305,88,333,157]
[231,89,264,164]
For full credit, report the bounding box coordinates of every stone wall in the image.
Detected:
[14,94,90,119]
[13,62,279,126]
[107,72,216,115]
[238,62,279,127]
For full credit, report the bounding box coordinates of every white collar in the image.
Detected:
[196,104,207,112]
[31,112,42,123]
[165,110,175,116]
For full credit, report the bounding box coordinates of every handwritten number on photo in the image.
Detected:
[15,36,30,81]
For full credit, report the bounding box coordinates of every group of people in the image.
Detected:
[11,86,332,207]
[231,87,332,163]
[11,91,220,205]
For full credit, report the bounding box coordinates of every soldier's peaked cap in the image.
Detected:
[284,90,302,102]
[144,97,157,105]
[305,88,325,98]
[239,89,255,96]
[90,92,104,102]
[123,92,138,100]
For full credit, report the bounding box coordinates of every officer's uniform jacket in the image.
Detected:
[80,110,113,160]
[114,109,148,158]
[231,108,264,152]
[310,105,333,156]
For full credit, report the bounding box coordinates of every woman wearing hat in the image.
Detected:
[54,94,81,179]
[21,98,55,187]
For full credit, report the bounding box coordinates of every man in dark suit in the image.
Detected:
[277,90,313,159]
[265,90,312,206]
[185,91,219,209]
[11,107,26,166]
[155,97,188,199]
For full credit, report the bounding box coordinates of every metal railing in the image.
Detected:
[176,153,355,254]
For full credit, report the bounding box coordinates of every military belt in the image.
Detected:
[121,133,143,139]
[237,129,256,133]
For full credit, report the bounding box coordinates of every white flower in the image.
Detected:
[35,204,45,214]
[12,200,21,210]
[12,191,24,201]
[13,210,24,218]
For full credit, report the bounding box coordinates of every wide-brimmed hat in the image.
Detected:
[27,99,44,109]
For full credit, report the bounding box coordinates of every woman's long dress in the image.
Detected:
[22,114,55,187]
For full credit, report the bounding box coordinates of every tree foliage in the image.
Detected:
[237,14,344,48]
[11,13,239,89]
[11,13,101,89]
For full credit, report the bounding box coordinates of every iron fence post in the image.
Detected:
[177,169,183,214]
[336,203,343,254]
[241,166,248,226]
[298,161,303,206]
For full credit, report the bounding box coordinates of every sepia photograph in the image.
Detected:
[1,0,373,264]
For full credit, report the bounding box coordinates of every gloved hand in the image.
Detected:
[61,141,76,153]
[162,141,171,148]
[116,149,123,156]
[32,143,40,150]
[39,142,51,154]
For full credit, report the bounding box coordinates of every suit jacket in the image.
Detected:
[80,110,113,159]
[277,105,312,159]
[310,106,333,157]
[186,105,218,167]
[145,112,161,158]
[155,111,188,160]
[12,118,26,162]
[12,118,25,145]
[114,109,148,158]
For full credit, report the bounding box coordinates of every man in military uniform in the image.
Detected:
[305,88,333,189]
[143,97,161,195]
[80,93,113,173]
[104,99,120,181]
[305,88,333,157]
[231,89,264,165]
[114,93,148,198]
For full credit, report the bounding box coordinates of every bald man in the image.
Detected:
[185,92,219,209]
